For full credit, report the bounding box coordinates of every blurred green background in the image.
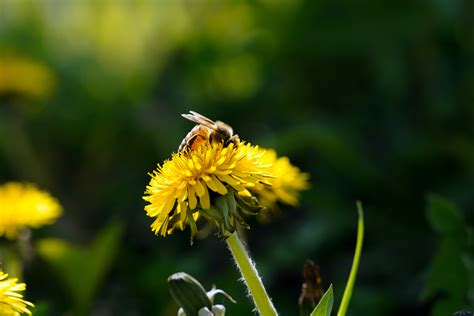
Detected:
[1,0,473,315]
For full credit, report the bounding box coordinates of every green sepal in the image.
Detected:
[215,197,233,232]
[195,188,266,240]
[234,192,264,215]
[207,286,237,304]
[187,209,198,245]
[225,190,237,215]
[226,192,248,227]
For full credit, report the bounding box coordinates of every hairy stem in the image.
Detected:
[225,231,278,316]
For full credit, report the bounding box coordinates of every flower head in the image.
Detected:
[251,149,309,220]
[0,182,63,239]
[143,142,271,241]
[0,56,55,99]
[0,271,34,315]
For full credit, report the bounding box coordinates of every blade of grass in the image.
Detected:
[337,202,364,316]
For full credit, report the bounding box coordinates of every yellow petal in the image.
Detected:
[210,175,228,195]
[178,201,188,229]
[218,174,240,186]
[238,189,252,197]
[188,186,197,209]
[199,185,210,209]
[159,196,176,214]
[193,157,202,170]
[195,179,205,197]
[187,158,194,170]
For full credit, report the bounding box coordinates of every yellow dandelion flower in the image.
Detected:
[0,56,55,99]
[252,149,309,219]
[0,271,34,315]
[143,142,271,241]
[0,182,63,239]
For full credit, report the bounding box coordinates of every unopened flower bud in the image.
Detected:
[169,272,236,316]
[453,311,474,316]
[211,304,226,316]
[198,307,213,316]
[168,272,212,316]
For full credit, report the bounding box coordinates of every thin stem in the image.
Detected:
[337,201,364,316]
[225,231,278,316]
[0,242,22,279]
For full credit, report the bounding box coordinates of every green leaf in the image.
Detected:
[422,236,468,302]
[427,195,464,235]
[423,196,471,316]
[36,221,123,315]
[31,301,50,316]
[310,284,334,316]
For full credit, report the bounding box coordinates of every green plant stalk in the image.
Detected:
[225,231,278,316]
[0,242,22,279]
[337,202,364,316]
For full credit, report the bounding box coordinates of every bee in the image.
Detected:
[178,111,240,152]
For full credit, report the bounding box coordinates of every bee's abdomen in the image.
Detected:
[178,137,188,152]
[178,125,210,152]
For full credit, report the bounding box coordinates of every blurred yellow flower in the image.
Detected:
[0,56,56,99]
[252,149,309,219]
[0,182,62,239]
[0,271,34,315]
[143,142,271,241]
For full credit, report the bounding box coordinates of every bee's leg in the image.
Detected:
[224,135,239,147]
[230,135,240,144]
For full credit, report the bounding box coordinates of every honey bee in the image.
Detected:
[178,111,240,152]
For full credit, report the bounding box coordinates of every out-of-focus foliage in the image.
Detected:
[0,55,55,99]
[0,0,473,315]
[30,302,49,316]
[423,196,473,316]
[36,222,122,315]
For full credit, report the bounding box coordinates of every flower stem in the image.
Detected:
[0,242,22,279]
[225,231,278,316]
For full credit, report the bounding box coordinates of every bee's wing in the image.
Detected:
[189,111,215,124]
[182,111,217,129]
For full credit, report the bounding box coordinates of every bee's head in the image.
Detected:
[211,121,234,144]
